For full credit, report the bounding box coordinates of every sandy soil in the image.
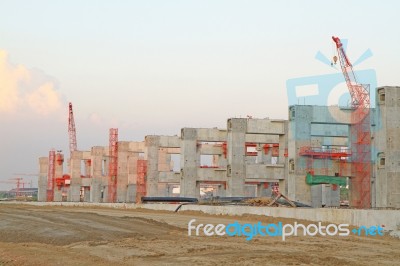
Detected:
[0,204,399,266]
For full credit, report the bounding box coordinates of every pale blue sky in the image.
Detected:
[0,0,399,189]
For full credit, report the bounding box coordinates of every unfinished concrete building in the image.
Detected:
[38,86,400,209]
[38,118,288,203]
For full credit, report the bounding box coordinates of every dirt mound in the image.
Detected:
[245,197,276,206]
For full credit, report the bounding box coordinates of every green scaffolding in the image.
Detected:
[306,173,347,186]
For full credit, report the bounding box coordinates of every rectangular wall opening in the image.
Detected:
[102,159,107,176]
[200,155,214,167]
[80,160,86,177]
[171,154,181,172]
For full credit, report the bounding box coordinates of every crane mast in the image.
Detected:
[332,36,371,208]
[68,102,77,156]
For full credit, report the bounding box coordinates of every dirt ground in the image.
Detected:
[0,204,399,266]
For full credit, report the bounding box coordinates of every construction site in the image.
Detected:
[2,33,400,265]
[36,38,399,210]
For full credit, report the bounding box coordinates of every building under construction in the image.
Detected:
[37,37,400,209]
[36,85,400,209]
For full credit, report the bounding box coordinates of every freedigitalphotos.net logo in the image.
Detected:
[188,219,384,241]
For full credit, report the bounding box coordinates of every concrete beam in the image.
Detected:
[158,172,181,183]
[245,134,279,144]
[164,147,180,154]
[197,168,227,181]
[128,142,145,153]
[247,119,286,135]
[159,136,181,148]
[199,144,223,155]
[195,128,227,142]
[245,164,285,180]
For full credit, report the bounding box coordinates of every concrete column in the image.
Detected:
[53,152,64,202]
[287,106,313,205]
[375,86,400,208]
[145,136,160,196]
[180,128,200,198]
[227,118,247,197]
[116,142,129,202]
[68,151,82,202]
[287,107,297,201]
[279,122,289,195]
[90,147,104,202]
[278,135,287,164]
[126,153,138,202]
[38,157,48,202]
[375,87,386,208]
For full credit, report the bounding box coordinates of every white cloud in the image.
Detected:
[26,82,62,115]
[88,112,103,125]
[87,112,130,129]
[0,49,63,115]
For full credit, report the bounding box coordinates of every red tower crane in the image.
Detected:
[332,36,371,208]
[9,177,28,197]
[68,102,77,156]
[0,178,29,197]
[108,128,118,203]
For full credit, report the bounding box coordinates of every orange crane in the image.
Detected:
[0,178,30,197]
[68,102,77,156]
[332,36,371,208]
[13,173,36,188]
